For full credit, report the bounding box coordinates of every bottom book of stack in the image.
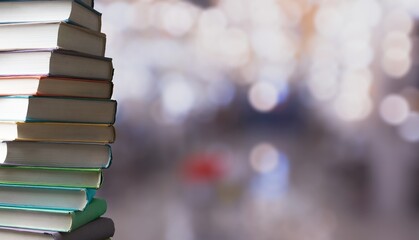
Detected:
[0,217,114,240]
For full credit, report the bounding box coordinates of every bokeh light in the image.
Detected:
[248,82,279,113]
[250,142,279,174]
[379,94,410,125]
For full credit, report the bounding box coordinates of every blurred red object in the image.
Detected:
[182,153,224,183]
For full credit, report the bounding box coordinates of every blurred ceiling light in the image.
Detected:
[250,142,279,174]
[379,94,410,125]
[348,0,382,28]
[162,3,195,37]
[130,2,152,31]
[251,29,296,63]
[334,94,373,122]
[161,73,196,120]
[219,0,247,24]
[398,112,419,142]
[384,9,414,34]
[248,81,279,113]
[341,40,373,70]
[382,31,412,53]
[198,8,227,36]
[307,70,339,101]
[218,28,251,68]
[248,0,281,27]
[315,6,343,37]
[340,69,373,95]
[279,0,303,26]
[381,49,411,78]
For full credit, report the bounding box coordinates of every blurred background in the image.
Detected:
[95,0,419,239]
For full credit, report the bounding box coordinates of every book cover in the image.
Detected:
[0,198,107,232]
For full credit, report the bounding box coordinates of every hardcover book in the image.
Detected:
[0,217,114,240]
[0,0,101,32]
[0,166,103,189]
[0,198,106,232]
[0,185,95,211]
[0,122,115,143]
[0,22,106,56]
[0,50,113,80]
[0,96,117,124]
[0,142,112,168]
[0,76,113,98]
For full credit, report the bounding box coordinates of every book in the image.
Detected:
[0,76,113,98]
[0,22,106,56]
[0,0,101,32]
[79,0,94,8]
[0,142,112,168]
[0,96,117,124]
[0,122,115,143]
[0,185,95,211]
[0,217,114,240]
[0,50,113,80]
[0,198,106,232]
[0,166,102,189]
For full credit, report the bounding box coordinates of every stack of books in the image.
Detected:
[0,0,116,239]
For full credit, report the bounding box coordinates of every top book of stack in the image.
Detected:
[0,0,101,32]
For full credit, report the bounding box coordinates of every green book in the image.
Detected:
[0,166,102,189]
[0,142,112,169]
[0,198,106,232]
[0,184,96,211]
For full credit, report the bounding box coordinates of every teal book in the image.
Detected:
[0,184,96,211]
[0,198,106,232]
[0,142,112,169]
[0,0,101,32]
[0,166,103,189]
[0,96,116,124]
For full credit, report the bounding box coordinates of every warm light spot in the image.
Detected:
[248,82,279,113]
[379,94,410,125]
[250,143,279,173]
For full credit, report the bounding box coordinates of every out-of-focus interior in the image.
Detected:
[95,0,419,239]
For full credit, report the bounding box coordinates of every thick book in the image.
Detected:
[0,198,106,232]
[0,185,95,211]
[0,122,115,143]
[0,0,101,32]
[0,96,117,124]
[0,76,113,98]
[0,166,102,189]
[0,50,113,80]
[0,217,114,240]
[0,22,106,56]
[0,142,112,168]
